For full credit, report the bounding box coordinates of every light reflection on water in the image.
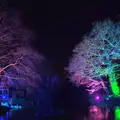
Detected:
[0,108,66,120]
[87,105,115,120]
[0,110,16,120]
[1,106,115,120]
[0,108,108,120]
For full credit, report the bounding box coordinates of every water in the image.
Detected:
[0,110,15,120]
[0,107,66,120]
[0,106,117,120]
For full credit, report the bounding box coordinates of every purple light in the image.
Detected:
[96,96,100,100]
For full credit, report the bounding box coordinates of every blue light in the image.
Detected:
[1,101,22,110]
[3,96,6,99]
[0,116,4,120]
[35,113,39,117]
[1,102,9,107]
[0,94,8,100]
[106,97,109,100]
[11,105,22,110]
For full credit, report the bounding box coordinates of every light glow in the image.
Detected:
[96,96,100,100]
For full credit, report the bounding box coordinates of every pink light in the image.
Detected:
[89,106,105,120]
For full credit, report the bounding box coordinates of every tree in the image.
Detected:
[66,19,120,95]
[0,47,45,89]
[0,11,34,55]
[0,10,47,92]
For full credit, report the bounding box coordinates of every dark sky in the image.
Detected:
[7,0,120,76]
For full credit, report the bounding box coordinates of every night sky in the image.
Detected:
[7,0,120,77]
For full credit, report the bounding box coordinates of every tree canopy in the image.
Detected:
[67,19,120,95]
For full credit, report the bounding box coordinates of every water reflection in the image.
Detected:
[0,109,18,120]
[0,108,66,120]
[88,106,105,120]
[0,112,9,120]
[86,105,111,120]
[0,106,116,120]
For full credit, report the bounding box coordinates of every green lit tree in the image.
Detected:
[66,19,120,96]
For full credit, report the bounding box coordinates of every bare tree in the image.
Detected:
[0,11,34,55]
[0,10,46,91]
[0,47,45,89]
[66,19,120,95]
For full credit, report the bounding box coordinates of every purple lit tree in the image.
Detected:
[0,10,46,91]
[0,47,45,89]
[66,20,120,95]
[0,10,61,112]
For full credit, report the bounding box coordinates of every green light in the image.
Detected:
[115,107,120,120]
[95,66,120,96]
[109,74,120,96]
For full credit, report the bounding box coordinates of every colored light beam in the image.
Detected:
[115,106,120,120]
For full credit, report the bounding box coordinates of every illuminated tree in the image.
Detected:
[0,10,47,92]
[66,19,120,96]
[0,47,45,89]
[0,10,61,112]
[0,11,34,54]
